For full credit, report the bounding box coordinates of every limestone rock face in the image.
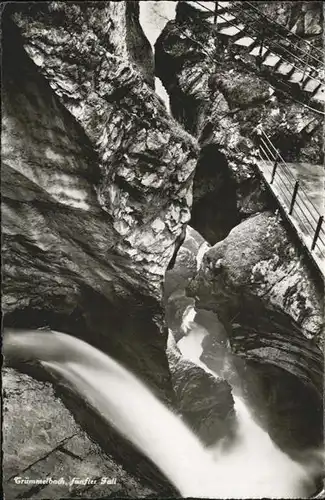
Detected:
[2,2,198,495]
[2,2,198,389]
[5,2,198,301]
[189,211,323,338]
[155,2,323,243]
[3,368,153,499]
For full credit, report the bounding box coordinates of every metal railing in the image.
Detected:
[192,1,325,115]
[195,1,324,81]
[257,128,325,270]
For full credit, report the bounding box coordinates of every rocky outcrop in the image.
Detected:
[187,211,324,454]
[188,211,323,337]
[166,333,236,447]
[3,368,153,499]
[2,2,198,495]
[155,1,323,242]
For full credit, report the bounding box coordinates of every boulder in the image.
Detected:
[188,211,324,454]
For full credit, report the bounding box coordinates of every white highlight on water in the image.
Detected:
[4,328,320,498]
[177,322,318,498]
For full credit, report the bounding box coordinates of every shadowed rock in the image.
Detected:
[2,3,199,496]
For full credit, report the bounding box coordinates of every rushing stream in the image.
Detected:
[177,316,323,498]
[3,328,322,498]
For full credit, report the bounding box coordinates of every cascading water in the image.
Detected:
[176,310,324,498]
[3,328,322,498]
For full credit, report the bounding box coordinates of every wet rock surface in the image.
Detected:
[3,368,154,499]
[2,2,197,496]
[167,337,236,447]
[187,212,324,454]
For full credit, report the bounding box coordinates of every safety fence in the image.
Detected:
[257,128,324,273]
[192,0,325,114]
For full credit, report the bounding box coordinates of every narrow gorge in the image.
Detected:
[2,1,324,499]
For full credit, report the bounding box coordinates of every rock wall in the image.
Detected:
[156,1,324,462]
[186,211,324,454]
[2,2,198,496]
[155,2,323,243]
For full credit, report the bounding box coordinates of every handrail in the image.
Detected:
[260,130,323,221]
[194,1,324,88]
[242,0,324,63]
[256,127,324,268]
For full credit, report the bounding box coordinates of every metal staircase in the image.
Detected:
[184,1,325,109]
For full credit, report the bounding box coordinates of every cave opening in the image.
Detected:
[190,144,240,244]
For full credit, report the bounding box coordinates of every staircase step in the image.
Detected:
[234,36,255,48]
[312,86,325,102]
[276,61,295,76]
[303,78,322,93]
[249,45,268,57]
[217,12,236,23]
[262,53,281,67]
[218,24,244,36]
[186,1,215,13]
[289,70,305,83]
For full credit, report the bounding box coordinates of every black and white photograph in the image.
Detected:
[1,1,325,498]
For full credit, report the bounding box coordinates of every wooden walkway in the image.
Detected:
[257,130,325,277]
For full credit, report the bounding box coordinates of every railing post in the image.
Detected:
[289,180,299,215]
[311,215,323,251]
[301,44,312,85]
[214,1,218,26]
[270,159,278,184]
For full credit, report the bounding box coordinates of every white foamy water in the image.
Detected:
[4,328,321,498]
[177,319,320,498]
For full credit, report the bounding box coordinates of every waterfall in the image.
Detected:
[3,328,321,498]
[176,316,323,498]
[3,328,223,497]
